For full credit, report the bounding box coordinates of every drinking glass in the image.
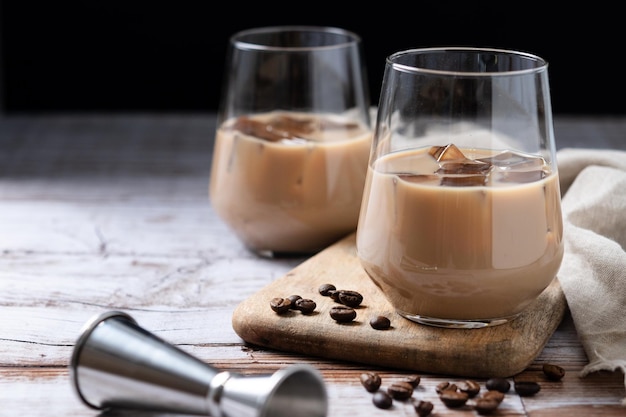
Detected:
[210,26,371,257]
[356,47,563,328]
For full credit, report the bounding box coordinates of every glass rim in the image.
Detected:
[387,47,548,76]
[230,26,362,52]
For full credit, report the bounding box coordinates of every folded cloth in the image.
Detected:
[556,148,626,405]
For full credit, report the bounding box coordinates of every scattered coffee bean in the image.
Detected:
[359,372,381,393]
[435,381,457,393]
[435,381,449,393]
[269,297,291,314]
[543,363,565,381]
[286,295,302,310]
[329,305,357,322]
[514,381,541,396]
[412,399,434,417]
[336,290,364,307]
[294,298,316,314]
[387,381,414,400]
[401,375,421,388]
[485,377,510,393]
[372,391,393,409]
[318,283,336,296]
[474,397,500,415]
[460,380,481,398]
[482,390,505,403]
[369,315,391,330]
[439,390,468,408]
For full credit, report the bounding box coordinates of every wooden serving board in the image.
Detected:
[232,232,566,378]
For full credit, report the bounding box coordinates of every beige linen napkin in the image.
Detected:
[556,148,626,404]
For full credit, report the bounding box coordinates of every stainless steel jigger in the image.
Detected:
[70,311,328,417]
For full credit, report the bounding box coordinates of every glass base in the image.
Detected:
[398,311,517,329]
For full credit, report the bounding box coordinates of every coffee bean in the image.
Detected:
[412,399,433,417]
[329,305,356,322]
[514,381,541,396]
[387,381,414,400]
[435,381,448,393]
[460,380,481,398]
[543,363,565,381]
[318,283,336,296]
[294,298,316,314]
[359,372,381,393]
[435,381,457,393]
[286,294,302,309]
[439,390,468,408]
[337,290,363,307]
[369,315,391,330]
[482,390,505,403]
[474,397,500,414]
[372,391,393,409]
[269,297,291,314]
[401,375,421,388]
[485,377,510,393]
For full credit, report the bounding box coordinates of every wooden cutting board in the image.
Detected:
[232,232,566,378]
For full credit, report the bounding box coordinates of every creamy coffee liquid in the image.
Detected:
[357,144,564,320]
[210,111,371,254]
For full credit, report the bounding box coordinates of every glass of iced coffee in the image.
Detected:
[356,47,563,328]
[210,26,372,257]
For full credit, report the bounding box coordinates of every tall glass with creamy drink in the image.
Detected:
[357,48,563,328]
[210,27,371,256]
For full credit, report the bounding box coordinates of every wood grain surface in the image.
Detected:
[1,115,624,417]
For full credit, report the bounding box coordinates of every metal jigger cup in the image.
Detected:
[70,311,328,417]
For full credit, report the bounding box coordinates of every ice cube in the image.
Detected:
[436,161,492,175]
[397,173,440,185]
[318,118,359,131]
[480,150,548,184]
[477,150,545,170]
[428,144,466,162]
[270,114,315,137]
[435,158,492,187]
[231,115,317,142]
[440,175,489,186]
[231,116,289,142]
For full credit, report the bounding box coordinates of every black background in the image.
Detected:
[2,1,624,115]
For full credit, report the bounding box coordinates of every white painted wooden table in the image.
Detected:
[0,114,624,416]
